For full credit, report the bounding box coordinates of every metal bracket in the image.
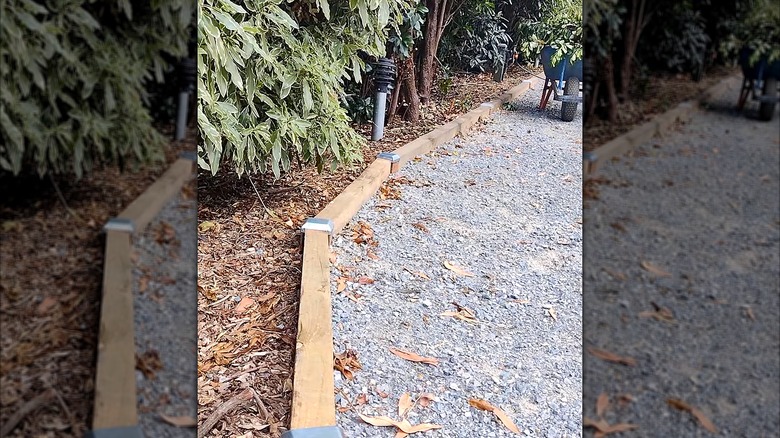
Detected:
[179,150,197,162]
[281,426,346,438]
[84,426,143,438]
[377,152,401,173]
[301,218,334,245]
[103,217,135,234]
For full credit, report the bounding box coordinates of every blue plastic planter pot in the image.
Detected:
[540,45,583,83]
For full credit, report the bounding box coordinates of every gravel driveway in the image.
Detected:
[133,188,198,437]
[583,77,780,436]
[330,83,583,437]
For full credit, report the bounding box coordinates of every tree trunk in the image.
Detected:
[604,56,619,123]
[401,56,421,122]
[417,0,460,104]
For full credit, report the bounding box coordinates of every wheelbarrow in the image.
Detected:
[737,46,780,121]
[538,45,583,122]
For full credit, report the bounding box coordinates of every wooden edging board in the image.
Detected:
[289,78,537,431]
[91,157,195,433]
[584,75,739,177]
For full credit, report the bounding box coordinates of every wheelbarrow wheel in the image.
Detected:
[561,77,579,122]
[759,77,778,121]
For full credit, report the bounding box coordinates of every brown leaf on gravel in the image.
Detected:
[610,222,627,233]
[197,284,217,301]
[441,302,479,323]
[587,347,637,366]
[412,222,429,233]
[443,260,474,277]
[358,414,442,434]
[596,393,609,417]
[667,398,718,433]
[584,417,639,435]
[154,221,176,245]
[640,260,672,277]
[398,392,413,417]
[417,393,436,407]
[355,393,368,405]
[389,347,439,365]
[468,398,521,434]
[357,276,375,285]
[136,350,163,379]
[334,350,362,380]
[159,414,197,427]
[638,302,674,322]
[336,277,348,292]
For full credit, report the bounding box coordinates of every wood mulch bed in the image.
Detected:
[195,65,540,438]
[0,128,196,438]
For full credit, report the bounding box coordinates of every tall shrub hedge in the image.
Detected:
[0,0,192,177]
[197,0,407,177]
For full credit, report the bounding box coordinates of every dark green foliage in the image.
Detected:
[0,0,193,177]
[439,4,512,72]
[639,5,710,74]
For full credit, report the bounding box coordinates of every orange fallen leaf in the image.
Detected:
[198,285,217,301]
[667,398,718,433]
[159,414,197,427]
[417,393,436,407]
[234,296,254,314]
[398,392,413,417]
[596,393,609,418]
[640,260,672,277]
[412,222,429,233]
[358,414,442,434]
[389,347,439,365]
[355,393,367,405]
[334,350,362,380]
[468,398,520,434]
[36,297,58,315]
[443,260,474,277]
[584,417,639,435]
[587,347,637,366]
[337,277,348,292]
[357,276,375,285]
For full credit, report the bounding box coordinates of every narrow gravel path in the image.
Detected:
[330,82,583,437]
[583,77,780,436]
[133,188,198,437]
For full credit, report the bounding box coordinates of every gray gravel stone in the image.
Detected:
[331,83,582,436]
[583,78,779,436]
[133,190,197,437]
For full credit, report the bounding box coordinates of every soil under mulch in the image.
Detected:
[0,127,196,438]
[584,66,738,152]
[195,65,540,437]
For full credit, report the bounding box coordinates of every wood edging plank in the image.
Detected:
[585,75,741,177]
[290,230,336,429]
[315,160,391,235]
[118,158,194,233]
[92,230,137,429]
[289,77,537,430]
[92,157,195,431]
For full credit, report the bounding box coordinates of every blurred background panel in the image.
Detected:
[583,0,779,436]
[0,1,197,437]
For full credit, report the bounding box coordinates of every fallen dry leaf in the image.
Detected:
[358,414,442,434]
[198,220,217,232]
[468,398,520,434]
[389,347,439,365]
[548,307,558,321]
[334,350,362,380]
[443,260,474,277]
[667,398,718,433]
[596,393,609,418]
[357,276,375,285]
[638,302,674,322]
[398,392,413,417]
[412,222,429,233]
[584,417,639,435]
[136,350,163,379]
[198,285,217,301]
[417,393,436,407]
[36,297,58,315]
[159,414,197,428]
[587,347,637,366]
[355,393,367,405]
[336,277,348,292]
[234,296,255,314]
[640,260,672,277]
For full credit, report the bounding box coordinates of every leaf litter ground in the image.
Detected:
[195,66,541,437]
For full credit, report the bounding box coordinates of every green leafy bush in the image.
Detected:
[197,0,407,178]
[0,0,193,177]
[639,5,710,75]
[516,0,582,66]
[721,0,780,65]
[439,6,511,73]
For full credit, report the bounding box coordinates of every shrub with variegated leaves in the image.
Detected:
[0,0,193,177]
[197,0,408,177]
